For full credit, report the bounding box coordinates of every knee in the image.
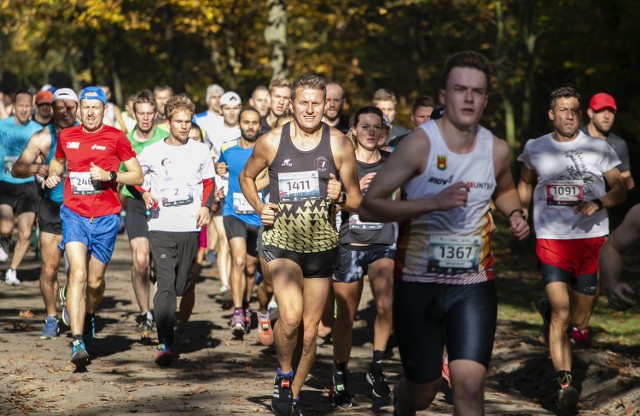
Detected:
[69,268,87,285]
[232,256,246,271]
[453,376,484,404]
[133,252,149,272]
[86,276,104,292]
[550,306,571,326]
[278,308,302,335]
[375,295,393,318]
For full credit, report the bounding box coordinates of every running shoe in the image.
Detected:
[70,339,89,368]
[257,313,274,346]
[331,367,353,408]
[136,312,154,338]
[569,327,591,348]
[40,316,59,340]
[536,297,551,343]
[83,314,95,347]
[291,398,303,416]
[366,364,391,398]
[244,307,253,331]
[557,385,579,415]
[4,268,20,285]
[219,284,230,295]
[440,356,453,404]
[59,284,70,326]
[229,310,245,335]
[272,369,294,416]
[155,341,173,367]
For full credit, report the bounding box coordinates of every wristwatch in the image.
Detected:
[109,171,118,182]
[337,191,347,205]
[591,198,603,211]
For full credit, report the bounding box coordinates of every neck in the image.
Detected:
[82,124,103,134]
[356,146,380,163]
[134,125,156,141]
[437,118,478,153]
[552,130,579,142]
[322,115,339,126]
[166,136,188,146]
[239,137,256,149]
[587,122,606,139]
[13,117,28,126]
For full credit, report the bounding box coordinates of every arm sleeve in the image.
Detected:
[201,178,216,208]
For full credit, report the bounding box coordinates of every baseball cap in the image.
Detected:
[220,91,241,107]
[35,91,53,105]
[589,92,617,112]
[52,88,79,103]
[79,86,107,105]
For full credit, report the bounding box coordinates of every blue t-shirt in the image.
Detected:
[0,116,42,184]
[219,139,263,226]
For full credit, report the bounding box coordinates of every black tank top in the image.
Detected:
[262,122,339,253]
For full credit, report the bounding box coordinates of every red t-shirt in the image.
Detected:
[55,125,137,217]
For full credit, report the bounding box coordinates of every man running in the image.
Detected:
[11,88,78,338]
[240,74,361,416]
[120,89,168,338]
[359,51,529,416]
[44,86,143,368]
[517,86,626,413]
[135,95,217,366]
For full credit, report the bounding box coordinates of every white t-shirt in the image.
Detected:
[518,131,620,239]
[137,139,216,232]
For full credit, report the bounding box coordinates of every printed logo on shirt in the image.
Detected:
[67,142,80,149]
[314,156,329,172]
[436,155,447,170]
[91,144,107,151]
[282,159,292,167]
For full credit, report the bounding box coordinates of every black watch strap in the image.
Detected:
[338,191,346,205]
[592,198,603,211]
[110,171,118,182]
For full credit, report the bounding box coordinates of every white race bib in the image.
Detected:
[160,186,194,207]
[277,170,320,202]
[348,213,383,230]
[3,156,17,175]
[546,179,584,206]
[233,192,255,214]
[427,235,480,274]
[69,172,102,195]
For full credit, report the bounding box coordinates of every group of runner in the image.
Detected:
[0,49,637,416]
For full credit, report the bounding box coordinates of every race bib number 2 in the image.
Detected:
[427,235,480,274]
[546,180,584,206]
[69,172,102,195]
[277,170,320,202]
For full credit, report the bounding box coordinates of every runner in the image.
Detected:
[43,86,143,368]
[120,89,168,339]
[135,95,217,366]
[239,74,361,416]
[358,51,529,415]
[517,86,626,413]
[330,106,396,408]
[218,106,268,338]
[11,88,78,338]
[0,89,42,284]
[33,90,53,127]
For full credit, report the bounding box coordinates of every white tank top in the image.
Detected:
[102,103,116,127]
[395,120,496,285]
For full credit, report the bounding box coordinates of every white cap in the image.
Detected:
[220,91,241,107]
[52,88,79,103]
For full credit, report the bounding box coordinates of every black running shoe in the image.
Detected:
[331,367,353,408]
[557,385,579,415]
[272,370,293,416]
[366,365,391,398]
[291,399,303,416]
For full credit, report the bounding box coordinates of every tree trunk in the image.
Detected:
[264,0,288,81]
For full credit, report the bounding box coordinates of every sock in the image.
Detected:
[371,350,385,367]
[258,311,269,320]
[73,334,83,342]
[556,370,573,388]
[334,361,348,373]
[277,367,293,377]
[242,300,250,310]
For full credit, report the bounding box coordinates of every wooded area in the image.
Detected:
[1,0,639,147]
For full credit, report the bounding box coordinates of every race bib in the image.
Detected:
[427,235,480,274]
[233,192,255,214]
[160,186,194,207]
[69,172,102,195]
[546,179,584,206]
[3,156,17,175]
[142,173,152,191]
[277,170,320,202]
[348,213,383,230]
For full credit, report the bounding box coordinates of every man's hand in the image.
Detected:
[260,202,279,226]
[90,162,108,181]
[215,161,228,177]
[574,200,601,216]
[605,282,636,311]
[432,181,469,211]
[142,191,158,210]
[328,173,341,202]
[196,206,211,228]
[508,212,530,240]
[44,174,61,189]
[359,172,377,192]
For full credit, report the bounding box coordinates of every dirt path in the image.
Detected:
[1,234,639,415]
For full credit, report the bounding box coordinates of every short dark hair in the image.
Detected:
[372,89,396,105]
[132,89,156,113]
[153,84,174,96]
[268,78,291,94]
[14,88,33,101]
[291,74,326,101]
[239,106,261,121]
[441,51,491,87]
[412,95,436,113]
[352,106,384,128]
[164,95,195,120]
[550,87,581,109]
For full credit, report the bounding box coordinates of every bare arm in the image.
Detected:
[599,204,640,310]
[516,166,535,220]
[575,167,626,216]
[255,168,269,191]
[329,132,361,212]
[492,138,529,240]
[108,157,143,185]
[11,128,49,178]
[44,157,66,189]
[239,130,278,224]
[359,129,468,222]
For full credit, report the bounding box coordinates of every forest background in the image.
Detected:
[1,0,639,154]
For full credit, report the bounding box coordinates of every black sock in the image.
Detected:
[334,361,348,373]
[73,334,83,342]
[242,300,249,310]
[371,350,385,367]
[556,370,573,387]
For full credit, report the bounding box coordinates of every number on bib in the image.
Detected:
[69,172,102,195]
[277,170,320,202]
[546,180,584,206]
[427,235,481,274]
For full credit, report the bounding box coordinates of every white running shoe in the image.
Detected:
[0,245,8,262]
[5,269,20,285]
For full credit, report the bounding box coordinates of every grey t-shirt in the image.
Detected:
[579,125,630,172]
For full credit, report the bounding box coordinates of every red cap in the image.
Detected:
[589,92,617,112]
[35,90,53,105]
